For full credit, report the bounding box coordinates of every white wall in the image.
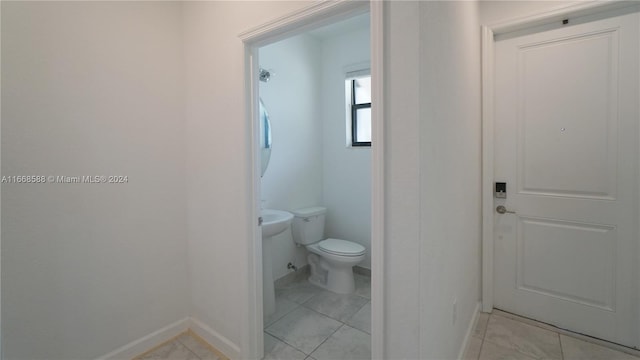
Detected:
[320,27,372,269]
[1,2,4,357]
[1,2,189,359]
[384,2,483,359]
[183,2,311,357]
[397,2,578,358]
[259,34,322,280]
[418,1,482,358]
[383,3,422,357]
[188,1,483,359]
[0,1,583,359]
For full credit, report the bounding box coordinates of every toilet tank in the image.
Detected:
[291,206,327,245]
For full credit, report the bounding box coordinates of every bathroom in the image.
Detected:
[258,13,372,359]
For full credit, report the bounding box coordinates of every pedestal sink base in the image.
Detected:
[263,236,276,318]
[260,209,293,320]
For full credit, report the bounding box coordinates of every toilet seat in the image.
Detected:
[318,238,365,257]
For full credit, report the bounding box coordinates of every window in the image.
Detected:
[346,74,371,147]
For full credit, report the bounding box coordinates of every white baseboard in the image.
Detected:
[457,302,481,360]
[96,317,190,360]
[189,317,241,360]
[95,316,240,360]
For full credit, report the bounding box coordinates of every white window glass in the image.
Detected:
[356,108,372,143]
[354,77,371,104]
[345,71,371,146]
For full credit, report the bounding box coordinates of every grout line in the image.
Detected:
[265,279,372,356]
[299,297,366,326]
[477,337,484,360]
[263,330,307,356]
[264,310,355,356]
[306,323,346,357]
[479,339,540,360]
[185,329,230,360]
[175,333,207,360]
[264,300,300,328]
[341,323,371,337]
[303,305,345,324]
[183,344,204,360]
[558,333,565,360]
[480,314,489,340]
[132,331,189,360]
[345,303,372,334]
[299,292,321,308]
[343,301,369,328]
[493,309,640,357]
[480,331,546,360]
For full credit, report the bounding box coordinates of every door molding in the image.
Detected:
[481,0,639,314]
[240,1,385,359]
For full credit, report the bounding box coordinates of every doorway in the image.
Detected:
[240,2,384,359]
[483,3,640,349]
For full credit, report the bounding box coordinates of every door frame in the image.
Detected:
[481,0,640,346]
[239,1,385,359]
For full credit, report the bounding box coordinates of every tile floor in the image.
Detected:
[136,278,640,360]
[264,273,371,360]
[463,310,640,360]
[135,331,227,360]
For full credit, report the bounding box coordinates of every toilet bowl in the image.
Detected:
[306,238,365,294]
[291,207,366,294]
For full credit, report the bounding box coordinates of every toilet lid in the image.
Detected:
[318,238,365,256]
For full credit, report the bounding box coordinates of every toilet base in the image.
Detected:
[309,269,356,294]
[308,271,356,294]
[307,251,361,294]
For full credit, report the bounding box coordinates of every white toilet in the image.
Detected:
[291,206,365,294]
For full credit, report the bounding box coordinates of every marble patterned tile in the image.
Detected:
[265,296,300,327]
[484,314,562,360]
[177,333,220,360]
[137,340,199,360]
[263,333,307,360]
[354,274,371,299]
[560,335,640,360]
[473,312,490,339]
[310,325,371,360]
[275,280,323,304]
[265,307,342,355]
[479,341,537,360]
[491,310,560,334]
[463,336,483,360]
[345,301,371,334]
[302,290,368,322]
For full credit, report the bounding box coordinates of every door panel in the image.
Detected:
[494,10,639,347]
[517,217,616,310]
[518,30,618,199]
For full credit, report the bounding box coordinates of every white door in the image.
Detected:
[494,9,639,348]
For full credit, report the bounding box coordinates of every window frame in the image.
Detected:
[348,76,372,147]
